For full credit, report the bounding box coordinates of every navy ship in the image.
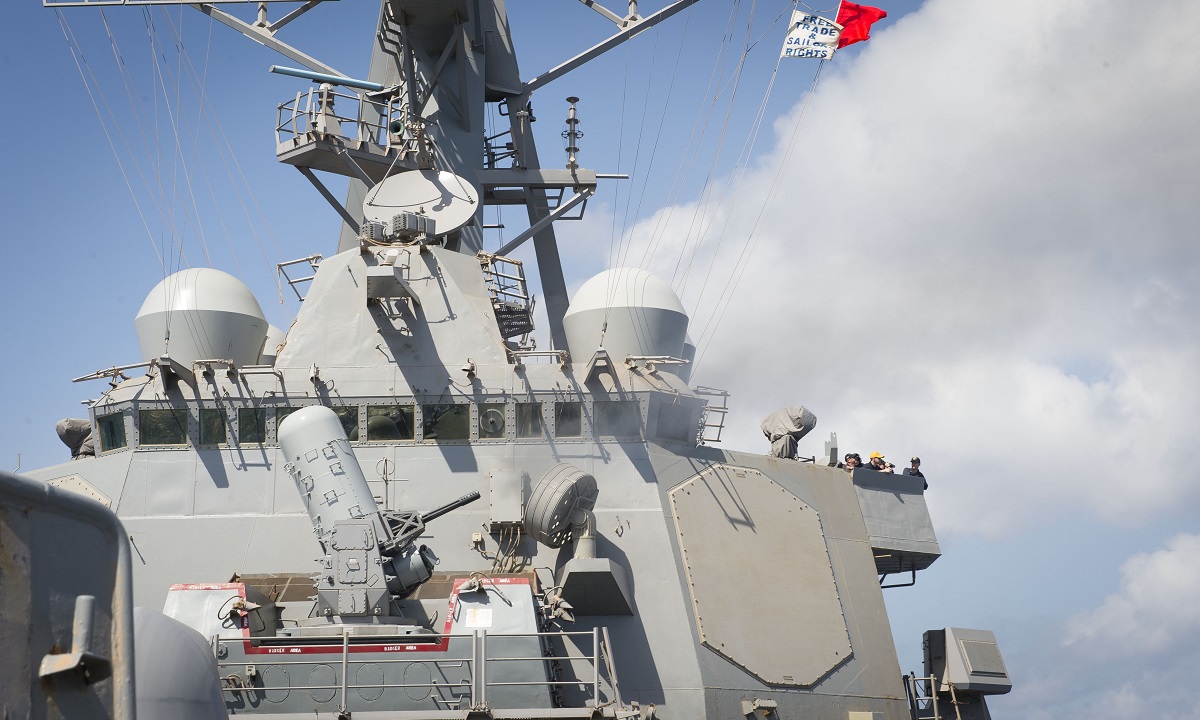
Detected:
[5,2,1011,718]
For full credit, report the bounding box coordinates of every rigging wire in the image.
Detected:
[635,0,744,272]
[800,1,841,13]
[671,1,793,304]
[54,9,165,274]
[595,1,780,354]
[96,8,191,267]
[688,61,781,314]
[144,9,175,277]
[144,6,214,268]
[154,7,289,302]
[599,16,668,341]
[171,4,212,267]
[161,8,184,271]
[81,7,293,306]
[678,3,792,309]
[142,6,191,348]
[692,58,829,378]
[671,0,762,295]
[598,43,634,345]
[184,12,246,280]
[614,7,693,270]
[614,24,663,249]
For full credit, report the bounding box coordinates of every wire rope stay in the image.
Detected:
[692,58,830,376]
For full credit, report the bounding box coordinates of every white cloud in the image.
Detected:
[1001,534,1200,719]
[1065,533,1200,656]
[591,0,1200,537]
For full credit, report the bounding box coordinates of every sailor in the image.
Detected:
[842,452,864,471]
[905,456,928,490]
[868,452,894,473]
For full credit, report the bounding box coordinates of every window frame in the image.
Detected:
[95,410,129,453]
[198,408,229,447]
[137,407,190,447]
[365,404,417,442]
[553,400,585,439]
[514,401,545,440]
[421,402,472,443]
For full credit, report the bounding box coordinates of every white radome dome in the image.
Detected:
[563,267,689,369]
[259,324,287,365]
[135,268,268,368]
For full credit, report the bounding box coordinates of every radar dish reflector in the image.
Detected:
[524,464,598,549]
[363,169,479,234]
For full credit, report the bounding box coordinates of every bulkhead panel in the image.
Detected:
[669,464,851,686]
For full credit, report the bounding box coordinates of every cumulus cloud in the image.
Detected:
[1065,533,1200,655]
[581,0,1200,537]
[1000,534,1200,719]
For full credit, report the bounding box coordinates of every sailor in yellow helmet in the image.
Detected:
[868,451,895,473]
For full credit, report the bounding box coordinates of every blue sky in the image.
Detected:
[6,2,1200,717]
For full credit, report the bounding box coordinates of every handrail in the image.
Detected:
[276,88,415,154]
[214,627,620,711]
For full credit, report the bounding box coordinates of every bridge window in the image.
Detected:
[515,403,543,438]
[595,401,642,440]
[656,402,695,443]
[275,406,301,430]
[97,412,126,452]
[334,407,360,441]
[554,402,582,438]
[422,404,469,441]
[366,405,415,441]
[140,408,188,446]
[200,409,227,446]
[239,408,266,444]
[274,406,359,441]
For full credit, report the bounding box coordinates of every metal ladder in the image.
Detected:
[479,252,535,339]
[694,386,731,445]
[905,672,965,720]
[277,254,323,301]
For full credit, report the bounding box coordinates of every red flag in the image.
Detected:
[835,1,888,49]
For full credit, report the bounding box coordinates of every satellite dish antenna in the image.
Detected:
[363,169,479,235]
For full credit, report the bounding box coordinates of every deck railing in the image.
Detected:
[215,627,628,717]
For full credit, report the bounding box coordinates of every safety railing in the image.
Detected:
[275,86,416,155]
[479,253,531,309]
[215,627,625,716]
[277,254,322,301]
[479,252,535,339]
[485,127,517,168]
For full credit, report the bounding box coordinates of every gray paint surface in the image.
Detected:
[670,464,851,686]
[1,471,135,720]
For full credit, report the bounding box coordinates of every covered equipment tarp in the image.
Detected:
[55,418,95,459]
[760,406,818,459]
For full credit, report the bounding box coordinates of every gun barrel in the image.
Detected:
[422,491,482,523]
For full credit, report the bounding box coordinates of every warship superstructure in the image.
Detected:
[7,2,1012,718]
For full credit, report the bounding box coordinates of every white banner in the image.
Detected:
[780,10,842,60]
